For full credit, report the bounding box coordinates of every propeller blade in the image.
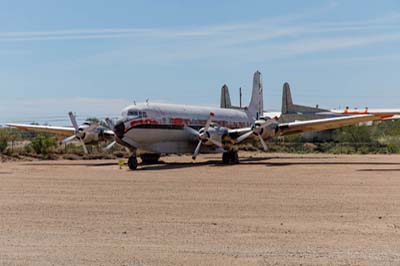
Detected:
[78,137,89,154]
[204,112,215,131]
[258,134,268,152]
[62,135,76,144]
[104,141,117,151]
[192,141,202,160]
[236,131,254,143]
[105,118,115,129]
[68,111,80,133]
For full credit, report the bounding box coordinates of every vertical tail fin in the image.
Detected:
[248,71,264,120]
[220,84,232,108]
[282,82,293,114]
[281,82,329,120]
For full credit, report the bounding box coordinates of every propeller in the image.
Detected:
[61,112,92,154]
[236,120,275,152]
[101,118,117,151]
[104,140,117,151]
[104,117,131,153]
[184,113,224,160]
[105,117,115,130]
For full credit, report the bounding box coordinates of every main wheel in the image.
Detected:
[128,156,138,170]
[222,152,230,164]
[140,154,161,164]
[222,151,239,164]
[231,151,239,164]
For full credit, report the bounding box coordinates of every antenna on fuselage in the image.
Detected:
[239,87,242,108]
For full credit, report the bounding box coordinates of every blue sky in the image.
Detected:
[1,0,400,124]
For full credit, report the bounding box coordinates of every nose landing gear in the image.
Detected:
[127,152,161,170]
[127,155,138,170]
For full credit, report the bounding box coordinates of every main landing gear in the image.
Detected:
[127,153,161,170]
[140,153,161,164]
[222,150,239,164]
[127,151,239,170]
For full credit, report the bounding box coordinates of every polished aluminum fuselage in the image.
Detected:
[116,103,253,154]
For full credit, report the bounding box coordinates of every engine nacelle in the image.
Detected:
[82,132,99,144]
[200,125,228,146]
[81,127,106,144]
[254,119,278,139]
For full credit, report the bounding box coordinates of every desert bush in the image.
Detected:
[303,143,317,152]
[0,138,7,153]
[29,134,57,155]
[0,129,9,153]
[83,153,115,160]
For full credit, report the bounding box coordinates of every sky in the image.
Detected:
[1,0,400,125]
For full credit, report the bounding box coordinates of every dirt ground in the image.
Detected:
[1,152,400,266]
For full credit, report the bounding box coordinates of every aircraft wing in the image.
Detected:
[277,114,382,136]
[7,123,75,137]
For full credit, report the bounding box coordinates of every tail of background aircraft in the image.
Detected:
[220,84,232,108]
[220,71,264,121]
[282,83,293,114]
[281,82,328,115]
[248,71,264,120]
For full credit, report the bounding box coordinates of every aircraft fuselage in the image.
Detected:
[114,102,253,154]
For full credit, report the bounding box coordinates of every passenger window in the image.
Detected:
[128,110,139,116]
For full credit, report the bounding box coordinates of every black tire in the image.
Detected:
[222,151,239,164]
[231,151,239,164]
[140,154,161,164]
[128,156,138,170]
[222,152,230,164]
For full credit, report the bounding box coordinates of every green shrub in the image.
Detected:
[29,134,57,155]
[0,138,7,153]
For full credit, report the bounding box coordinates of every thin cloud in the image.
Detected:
[0,97,132,124]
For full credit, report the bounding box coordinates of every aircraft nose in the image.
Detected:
[114,121,125,139]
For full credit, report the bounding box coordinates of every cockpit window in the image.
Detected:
[128,110,139,116]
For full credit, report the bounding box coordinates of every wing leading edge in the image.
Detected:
[277,114,385,136]
[7,123,76,137]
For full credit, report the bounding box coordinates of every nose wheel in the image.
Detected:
[222,151,239,164]
[128,156,138,170]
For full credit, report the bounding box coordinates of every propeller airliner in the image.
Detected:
[109,71,392,170]
[7,71,396,169]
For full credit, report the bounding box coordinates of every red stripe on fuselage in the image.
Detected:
[127,117,250,130]
[130,119,159,128]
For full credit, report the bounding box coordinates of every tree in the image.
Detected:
[337,124,372,144]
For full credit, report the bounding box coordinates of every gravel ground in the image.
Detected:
[1,152,400,266]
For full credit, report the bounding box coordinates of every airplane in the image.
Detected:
[220,83,280,119]
[108,71,392,170]
[7,112,115,154]
[280,82,400,121]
